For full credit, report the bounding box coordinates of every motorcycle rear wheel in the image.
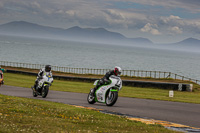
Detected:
[33,91,38,97]
[31,86,38,97]
[87,93,96,104]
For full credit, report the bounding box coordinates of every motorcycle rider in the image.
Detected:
[91,66,122,96]
[0,66,5,73]
[33,65,52,91]
[0,66,4,85]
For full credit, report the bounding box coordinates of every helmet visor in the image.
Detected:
[117,71,121,76]
[45,67,51,72]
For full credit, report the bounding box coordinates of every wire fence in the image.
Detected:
[0,61,200,85]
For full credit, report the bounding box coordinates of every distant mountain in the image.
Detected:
[1,21,200,52]
[128,37,154,44]
[174,37,200,47]
[63,26,126,42]
[156,37,200,53]
[0,21,153,45]
[0,21,66,37]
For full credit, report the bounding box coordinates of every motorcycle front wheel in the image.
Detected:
[106,91,118,106]
[42,86,49,98]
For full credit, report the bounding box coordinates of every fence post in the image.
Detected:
[159,71,160,79]
[167,72,171,78]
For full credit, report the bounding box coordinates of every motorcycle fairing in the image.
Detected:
[95,81,112,103]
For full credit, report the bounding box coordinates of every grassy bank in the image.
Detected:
[1,94,181,133]
[3,73,200,104]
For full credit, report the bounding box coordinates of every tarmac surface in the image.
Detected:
[0,85,200,130]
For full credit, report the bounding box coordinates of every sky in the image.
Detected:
[0,0,200,43]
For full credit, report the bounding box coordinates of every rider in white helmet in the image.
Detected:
[91,66,122,96]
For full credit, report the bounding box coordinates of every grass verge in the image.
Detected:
[0,94,181,133]
[3,73,200,104]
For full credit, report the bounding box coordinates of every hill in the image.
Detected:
[174,37,200,47]
[0,21,153,45]
[156,37,200,52]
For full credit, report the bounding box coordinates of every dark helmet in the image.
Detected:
[45,65,51,72]
[114,66,122,76]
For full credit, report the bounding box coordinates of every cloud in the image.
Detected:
[183,19,200,34]
[0,0,149,29]
[169,26,183,34]
[160,15,182,24]
[159,15,200,34]
[102,9,148,28]
[31,1,40,9]
[115,0,200,13]
[0,0,200,43]
[0,1,4,8]
[140,23,161,35]
[65,10,76,16]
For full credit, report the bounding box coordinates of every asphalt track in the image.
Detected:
[0,85,200,129]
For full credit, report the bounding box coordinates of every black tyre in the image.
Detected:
[32,86,38,97]
[33,91,38,97]
[42,86,49,98]
[106,91,118,106]
[87,92,96,104]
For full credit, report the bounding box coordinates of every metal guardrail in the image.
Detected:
[0,61,200,85]
[6,69,193,91]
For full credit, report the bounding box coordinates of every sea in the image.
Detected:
[0,34,200,80]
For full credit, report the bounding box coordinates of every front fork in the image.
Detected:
[108,90,112,99]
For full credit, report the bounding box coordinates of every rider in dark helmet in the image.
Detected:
[33,65,52,90]
[91,66,122,96]
[45,65,51,72]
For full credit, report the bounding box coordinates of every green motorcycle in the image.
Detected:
[87,75,122,106]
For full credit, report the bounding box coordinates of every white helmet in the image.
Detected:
[114,66,122,76]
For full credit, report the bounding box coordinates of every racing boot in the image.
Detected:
[33,80,38,92]
[91,86,98,97]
